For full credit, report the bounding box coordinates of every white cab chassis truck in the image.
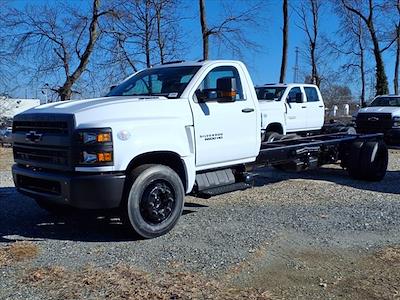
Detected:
[255,83,355,142]
[12,60,388,238]
[255,83,325,141]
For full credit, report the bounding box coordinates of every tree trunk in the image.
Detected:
[394,24,399,95]
[279,0,288,83]
[155,2,164,64]
[60,0,101,100]
[360,48,366,106]
[199,0,208,60]
[145,0,151,68]
[310,42,319,86]
[371,35,389,95]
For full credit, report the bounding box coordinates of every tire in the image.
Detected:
[347,141,388,181]
[122,164,184,239]
[264,131,282,142]
[358,141,388,181]
[346,141,364,179]
[339,126,356,135]
[35,198,73,215]
[280,133,300,141]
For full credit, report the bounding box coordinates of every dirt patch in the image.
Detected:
[0,147,13,171]
[22,264,273,300]
[234,243,400,300]
[0,242,39,266]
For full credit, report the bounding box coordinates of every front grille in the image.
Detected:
[13,120,69,135]
[17,174,61,195]
[356,113,393,133]
[12,113,74,170]
[14,146,69,166]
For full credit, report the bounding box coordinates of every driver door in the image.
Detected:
[190,65,258,168]
[285,87,307,132]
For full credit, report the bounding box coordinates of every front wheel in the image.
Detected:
[122,164,184,239]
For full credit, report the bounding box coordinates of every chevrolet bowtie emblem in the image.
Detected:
[25,131,43,143]
[368,117,379,121]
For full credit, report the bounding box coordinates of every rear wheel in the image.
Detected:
[347,141,388,181]
[264,131,282,142]
[122,164,184,239]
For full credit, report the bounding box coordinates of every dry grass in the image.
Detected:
[0,242,39,267]
[22,264,273,300]
[0,147,13,171]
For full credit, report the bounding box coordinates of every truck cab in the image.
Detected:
[255,83,325,141]
[355,95,400,144]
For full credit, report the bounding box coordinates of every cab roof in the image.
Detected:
[255,83,319,88]
[150,59,244,69]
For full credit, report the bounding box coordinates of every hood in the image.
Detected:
[358,106,400,115]
[17,96,193,128]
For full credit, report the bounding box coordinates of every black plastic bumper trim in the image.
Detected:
[12,164,126,209]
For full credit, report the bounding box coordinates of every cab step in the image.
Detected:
[197,182,252,198]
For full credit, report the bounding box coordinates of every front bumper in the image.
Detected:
[12,164,126,209]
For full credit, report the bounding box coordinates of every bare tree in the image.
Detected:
[0,0,114,101]
[198,0,262,60]
[101,0,184,83]
[341,0,395,95]
[279,0,289,83]
[295,0,321,86]
[331,5,369,107]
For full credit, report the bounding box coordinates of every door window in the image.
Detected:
[287,87,302,103]
[195,66,244,102]
[304,87,320,102]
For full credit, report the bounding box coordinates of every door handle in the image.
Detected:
[242,108,254,113]
[301,106,306,108]
[319,105,324,108]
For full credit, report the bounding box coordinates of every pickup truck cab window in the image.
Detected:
[304,87,320,102]
[287,87,302,103]
[195,66,244,102]
[369,96,400,107]
[107,66,200,98]
[255,87,285,101]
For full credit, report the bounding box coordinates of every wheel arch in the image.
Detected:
[125,151,187,191]
[266,122,284,134]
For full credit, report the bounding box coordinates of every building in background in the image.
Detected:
[0,97,41,126]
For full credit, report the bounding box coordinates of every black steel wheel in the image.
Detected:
[122,164,184,239]
[140,180,176,224]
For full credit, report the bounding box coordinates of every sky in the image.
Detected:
[4,0,398,100]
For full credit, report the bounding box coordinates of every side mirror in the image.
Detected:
[216,77,237,102]
[109,85,117,92]
[295,93,303,103]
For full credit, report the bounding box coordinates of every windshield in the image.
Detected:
[255,86,286,101]
[107,66,201,98]
[369,96,400,107]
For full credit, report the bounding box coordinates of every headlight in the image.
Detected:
[75,128,113,166]
[393,116,400,128]
[80,131,112,144]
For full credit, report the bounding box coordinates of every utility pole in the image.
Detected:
[293,47,299,83]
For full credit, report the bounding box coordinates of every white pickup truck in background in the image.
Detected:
[255,83,325,142]
[11,60,388,238]
[355,94,400,144]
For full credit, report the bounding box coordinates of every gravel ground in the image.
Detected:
[0,147,399,299]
